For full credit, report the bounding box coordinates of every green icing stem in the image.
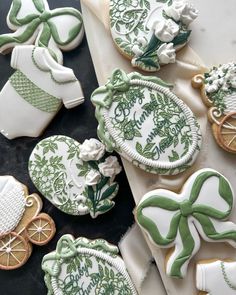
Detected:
[136,170,235,278]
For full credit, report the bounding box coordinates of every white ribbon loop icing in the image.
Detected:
[136,168,236,278]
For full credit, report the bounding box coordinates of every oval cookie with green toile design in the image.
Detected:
[136,168,236,278]
[192,62,236,154]
[91,69,201,175]
[28,135,122,218]
[110,0,198,72]
[0,0,84,64]
[42,235,137,295]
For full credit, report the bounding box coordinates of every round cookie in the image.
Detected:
[29,136,122,218]
[91,69,202,175]
[136,168,236,278]
[42,235,137,295]
[110,0,198,72]
[0,0,84,64]
[192,62,236,154]
[0,176,55,270]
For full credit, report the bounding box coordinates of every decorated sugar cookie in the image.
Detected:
[192,63,236,153]
[0,45,84,140]
[29,136,122,218]
[42,235,137,295]
[0,176,55,270]
[0,0,84,64]
[110,0,198,72]
[196,259,236,295]
[136,168,236,278]
[91,69,201,175]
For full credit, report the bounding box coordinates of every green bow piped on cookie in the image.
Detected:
[42,235,137,295]
[136,168,236,278]
[0,0,84,64]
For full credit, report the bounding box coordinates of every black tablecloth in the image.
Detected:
[0,1,135,294]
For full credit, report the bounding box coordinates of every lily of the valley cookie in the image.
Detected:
[136,168,236,278]
[110,0,198,72]
[0,0,84,64]
[192,62,236,154]
[0,176,55,270]
[29,136,122,218]
[92,69,201,175]
[42,235,137,295]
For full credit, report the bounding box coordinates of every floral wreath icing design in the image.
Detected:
[28,135,122,218]
[42,235,137,295]
[0,176,55,270]
[110,0,198,72]
[136,168,236,278]
[0,0,84,64]
[192,62,236,154]
[91,69,201,175]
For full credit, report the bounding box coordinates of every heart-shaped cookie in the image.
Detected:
[28,136,121,218]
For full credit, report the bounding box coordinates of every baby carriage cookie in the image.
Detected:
[192,62,236,153]
[136,168,236,278]
[110,0,198,72]
[0,45,84,140]
[42,234,137,295]
[196,259,236,295]
[29,136,122,218]
[92,69,202,175]
[0,176,55,270]
[0,0,84,64]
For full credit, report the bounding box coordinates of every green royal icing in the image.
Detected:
[28,136,120,218]
[136,170,236,278]
[110,0,193,72]
[0,0,83,62]
[9,70,61,113]
[42,235,136,295]
[92,69,201,175]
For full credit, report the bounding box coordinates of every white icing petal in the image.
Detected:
[152,19,179,43]
[157,43,176,64]
[79,138,106,161]
[231,78,236,88]
[164,0,186,21]
[180,3,198,25]
[98,156,122,178]
[132,44,144,57]
[85,170,101,186]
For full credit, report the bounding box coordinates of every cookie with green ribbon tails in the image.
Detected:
[136,168,236,278]
[0,0,84,64]
[42,235,137,295]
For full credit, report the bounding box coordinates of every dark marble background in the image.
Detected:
[0,1,135,294]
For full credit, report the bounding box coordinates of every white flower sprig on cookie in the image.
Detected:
[131,0,198,70]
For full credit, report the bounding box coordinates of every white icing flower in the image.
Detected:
[165,1,198,25]
[205,83,219,93]
[79,139,105,162]
[85,170,101,186]
[157,43,176,64]
[132,44,144,57]
[180,3,198,25]
[152,19,179,42]
[98,156,122,179]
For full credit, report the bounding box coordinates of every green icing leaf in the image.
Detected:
[172,30,191,46]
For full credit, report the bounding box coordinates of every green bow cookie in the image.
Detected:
[0,0,84,64]
[136,168,236,278]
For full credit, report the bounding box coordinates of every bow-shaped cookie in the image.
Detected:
[136,168,236,278]
[0,0,84,64]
